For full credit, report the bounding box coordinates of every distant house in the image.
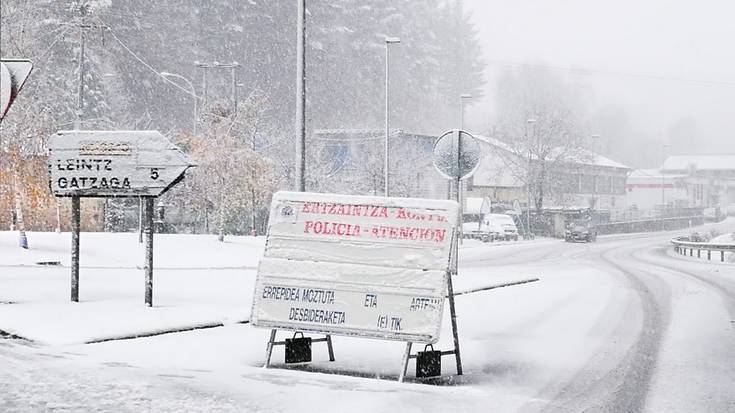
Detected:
[660,154,735,209]
[466,135,631,212]
[310,129,632,214]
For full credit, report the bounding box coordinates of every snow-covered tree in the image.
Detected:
[490,67,592,211]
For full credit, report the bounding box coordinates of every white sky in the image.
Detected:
[463,0,735,164]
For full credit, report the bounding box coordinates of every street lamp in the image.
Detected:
[160,71,198,135]
[525,118,537,238]
[661,143,670,226]
[591,134,600,210]
[459,94,472,130]
[457,94,473,244]
[384,36,400,197]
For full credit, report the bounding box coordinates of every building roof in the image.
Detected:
[474,134,630,170]
[662,155,735,171]
[628,169,687,179]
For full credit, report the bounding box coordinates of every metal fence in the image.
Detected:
[671,236,735,262]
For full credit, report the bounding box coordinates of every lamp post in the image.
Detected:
[525,118,536,238]
[384,36,400,197]
[457,94,472,244]
[459,94,472,130]
[295,0,307,192]
[661,143,670,227]
[160,71,198,135]
[591,134,600,210]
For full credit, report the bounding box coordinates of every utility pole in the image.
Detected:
[384,37,400,197]
[74,5,108,130]
[296,0,306,192]
[75,23,85,130]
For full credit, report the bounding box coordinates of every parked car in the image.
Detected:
[462,213,519,242]
[564,220,597,243]
[462,221,497,242]
[486,213,519,241]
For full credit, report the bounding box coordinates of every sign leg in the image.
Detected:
[398,342,413,383]
[71,196,80,302]
[446,271,463,376]
[264,329,277,368]
[144,198,154,307]
[326,334,335,361]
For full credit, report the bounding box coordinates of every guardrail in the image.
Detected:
[671,236,735,262]
[597,215,705,235]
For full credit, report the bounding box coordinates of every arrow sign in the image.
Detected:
[0,59,33,121]
[48,130,194,197]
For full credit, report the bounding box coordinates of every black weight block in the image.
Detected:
[416,347,441,378]
[285,335,312,364]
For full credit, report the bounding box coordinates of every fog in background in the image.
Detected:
[463,0,735,168]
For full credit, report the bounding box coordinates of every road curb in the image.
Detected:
[84,320,250,344]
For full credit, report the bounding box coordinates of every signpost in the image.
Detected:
[0,59,33,122]
[48,130,193,306]
[251,191,459,381]
[431,129,481,378]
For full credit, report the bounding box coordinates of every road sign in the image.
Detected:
[0,59,33,121]
[432,129,481,180]
[251,191,458,343]
[48,130,193,197]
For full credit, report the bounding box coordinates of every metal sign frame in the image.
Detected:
[253,191,464,382]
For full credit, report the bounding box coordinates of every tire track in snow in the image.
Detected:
[641,246,735,319]
[538,240,669,413]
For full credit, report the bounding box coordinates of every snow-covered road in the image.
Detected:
[1,222,734,412]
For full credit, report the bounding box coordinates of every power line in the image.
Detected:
[487,59,735,88]
[100,20,201,100]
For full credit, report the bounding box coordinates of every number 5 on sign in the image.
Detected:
[150,168,159,180]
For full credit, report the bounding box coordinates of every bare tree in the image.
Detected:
[490,67,592,211]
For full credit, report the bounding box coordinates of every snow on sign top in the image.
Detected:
[48,130,193,197]
[251,191,458,343]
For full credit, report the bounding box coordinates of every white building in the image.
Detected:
[467,135,631,212]
[625,169,689,210]
[660,155,735,209]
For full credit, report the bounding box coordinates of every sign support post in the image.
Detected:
[398,342,413,382]
[450,129,464,375]
[71,196,80,302]
[144,197,154,307]
[446,249,463,376]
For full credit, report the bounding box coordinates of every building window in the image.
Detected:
[581,175,594,193]
[612,177,626,195]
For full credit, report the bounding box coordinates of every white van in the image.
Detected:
[485,214,519,241]
[462,213,519,242]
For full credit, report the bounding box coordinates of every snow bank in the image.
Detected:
[0,231,261,344]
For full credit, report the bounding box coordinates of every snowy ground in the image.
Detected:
[1,220,734,412]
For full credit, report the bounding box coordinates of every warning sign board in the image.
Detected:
[250,191,458,343]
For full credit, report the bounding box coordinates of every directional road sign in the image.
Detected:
[0,59,33,122]
[48,130,194,197]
